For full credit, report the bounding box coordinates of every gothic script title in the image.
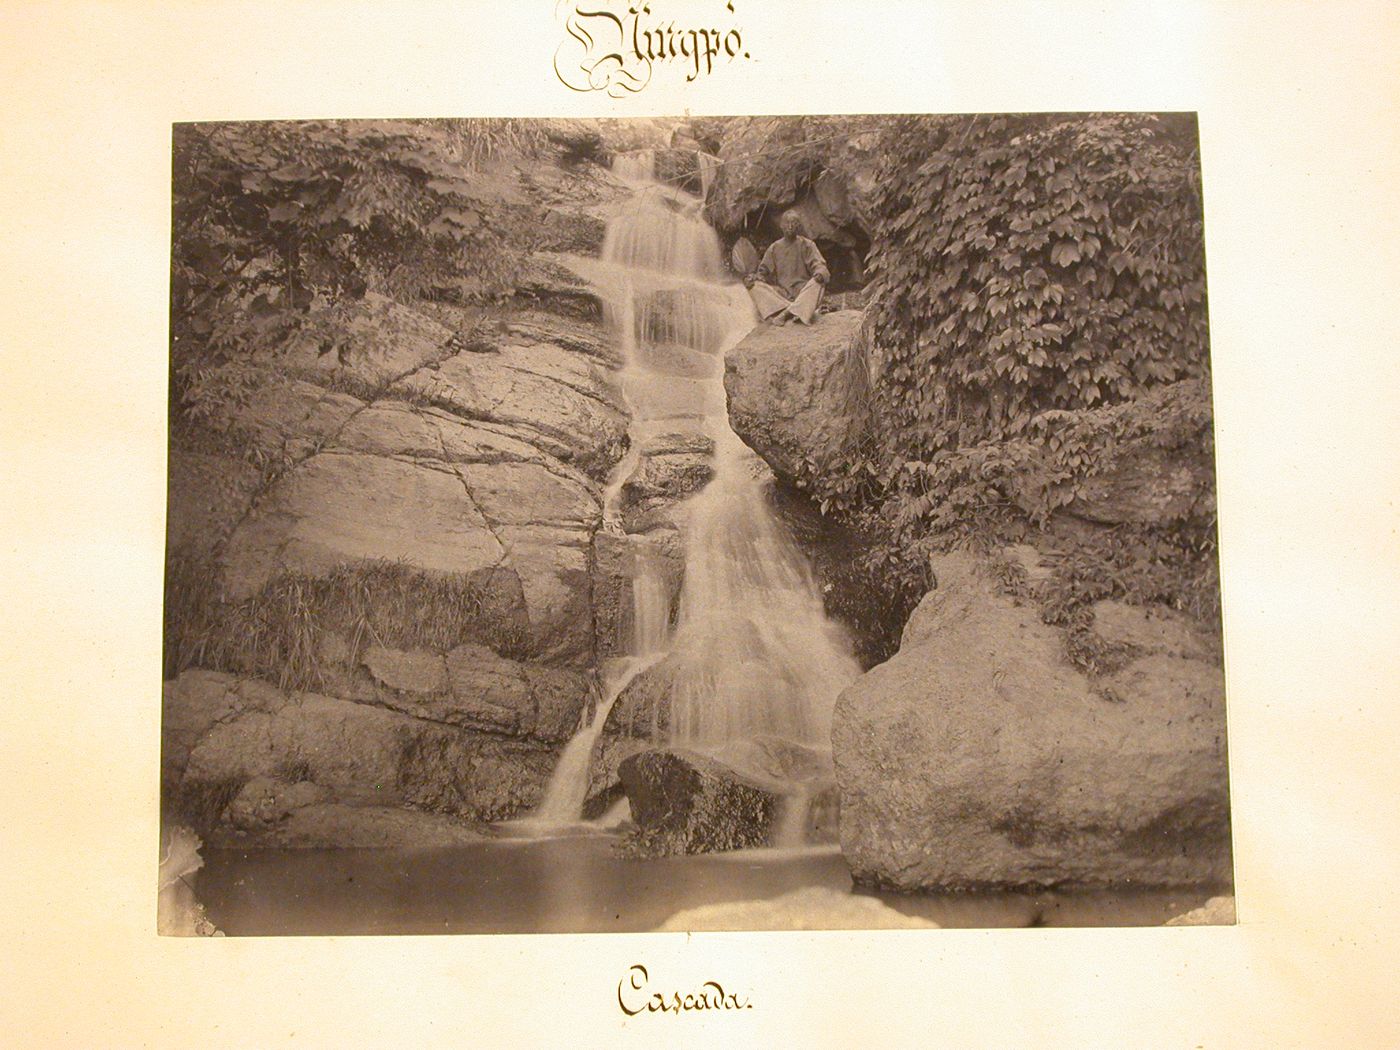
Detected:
[554,1,751,96]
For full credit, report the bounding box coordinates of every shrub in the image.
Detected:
[170,119,541,427]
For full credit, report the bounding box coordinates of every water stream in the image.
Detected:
[528,151,860,832]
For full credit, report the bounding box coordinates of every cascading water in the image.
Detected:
[530,150,860,836]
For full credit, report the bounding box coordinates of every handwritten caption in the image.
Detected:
[617,964,754,1016]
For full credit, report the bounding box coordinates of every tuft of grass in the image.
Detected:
[164,549,533,692]
[431,118,547,170]
[162,773,245,836]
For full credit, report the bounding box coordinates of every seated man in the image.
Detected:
[743,210,829,325]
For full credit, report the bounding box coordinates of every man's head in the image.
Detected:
[779,210,802,239]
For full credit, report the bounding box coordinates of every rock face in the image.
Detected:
[723,310,865,485]
[705,116,882,241]
[163,668,569,829]
[832,550,1231,892]
[162,131,752,846]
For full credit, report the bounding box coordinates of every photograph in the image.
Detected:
[159,113,1233,936]
[8,1,1400,1045]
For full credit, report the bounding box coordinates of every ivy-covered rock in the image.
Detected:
[704,115,883,239]
[1008,378,1217,527]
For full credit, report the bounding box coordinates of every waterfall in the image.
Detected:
[529,150,860,829]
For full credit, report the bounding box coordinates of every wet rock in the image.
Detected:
[618,748,778,856]
[591,532,683,660]
[656,887,939,932]
[833,550,1232,892]
[766,479,895,668]
[583,655,678,808]
[602,657,675,740]
[654,146,708,196]
[724,310,866,485]
[642,431,715,458]
[621,452,714,513]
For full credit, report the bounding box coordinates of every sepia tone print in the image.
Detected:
[160,115,1232,935]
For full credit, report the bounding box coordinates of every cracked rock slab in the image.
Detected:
[221,451,505,599]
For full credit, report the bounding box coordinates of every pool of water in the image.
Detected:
[196,835,1219,935]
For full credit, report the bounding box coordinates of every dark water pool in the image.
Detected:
[197,835,1219,935]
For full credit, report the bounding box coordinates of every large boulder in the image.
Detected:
[723,310,865,485]
[832,550,1231,891]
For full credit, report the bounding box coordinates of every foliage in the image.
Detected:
[163,551,533,691]
[817,539,933,666]
[866,113,1207,448]
[815,114,1208,516]
[982,515,1222,675]
[170,119,540,426]
[791,113,1218,646]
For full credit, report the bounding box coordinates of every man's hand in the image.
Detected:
[743,273,755,288]
[814,271,828,286]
